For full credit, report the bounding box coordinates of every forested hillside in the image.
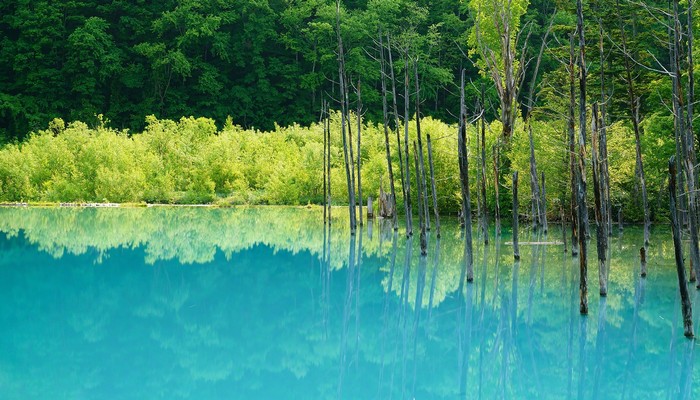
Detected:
[0,0,696,222]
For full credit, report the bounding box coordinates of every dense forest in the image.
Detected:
[0,0,696,224]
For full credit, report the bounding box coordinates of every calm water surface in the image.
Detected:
[0,207,697,399]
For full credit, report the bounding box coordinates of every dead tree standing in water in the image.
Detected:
[513,171,520,260]
[568,33,579,257]
[493,142,501,236]
[576,0,588,315]
[386,34,410,236]
[414,59,430,232]
[356,80,363,226]
[458,70,474,282]
[669,157,694,338]
[479,85,489,243]
[414,142,428,256]
[616,0,650,246]
[427,133,441,238]
[335,0,356,234]
[592,103,608,296]
[378,31,398,230]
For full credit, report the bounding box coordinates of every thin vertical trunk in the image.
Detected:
[378,31,398,230]
[640,247,647,278]
[323,100,328,224]
[528,123,541,228]
[669,158,694,338]
[577,0,589,315]
[480,85,489,243]
[458,69,474,282]
[568,34,579,256]
[541,172,548,233]
[356,80,363,226]
[598,21,613,236]
[346,75,357,222]
[672,0,700,285]
[493,142,501,235]
[513,171,520,260]
[335,0,355,234]
[403,55,413,237]
[592,103,608,296]
[617,0,650,245]
[427,133,440,238]
[327,101,332,224]
[414,141,427,256]
[414,60,430,231]
[386,34,409,235]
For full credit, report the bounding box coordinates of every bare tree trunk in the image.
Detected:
[669,158,694,338]
[513,171,520,260]
[528,123,541,228]
[493,142,501,236]
[672,0,700,285]
[403,55,413,237]
[541,172,548,233]
[592,103,608,296]
[323,100,328,224]
[378,32,398,230]
[386,34,409,235]
[616,0,650,246]
[327,101,332,224]
[577,0,589,314]
[598,21,613,236]
[356,80,363,226]
[640,247,647,278]
[427,133,440,238]
[414,142,427,256]
[414,60,430,232]
[335,0,355,234]
[458,70,474,282]
[480,85,489,243]
[568,34,579,257]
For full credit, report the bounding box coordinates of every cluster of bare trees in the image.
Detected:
[322,0,698,338]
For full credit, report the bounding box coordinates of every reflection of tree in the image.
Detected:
[0,210,698,399]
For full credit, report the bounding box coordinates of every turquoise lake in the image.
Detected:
[0,206,697,399]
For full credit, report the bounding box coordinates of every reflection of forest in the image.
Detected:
[0,207,697,399]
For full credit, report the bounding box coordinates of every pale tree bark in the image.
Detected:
[458,69,474,282]
[378,31,398,230]
[568,33,579,257]
[576,0,588,315]
[414,60,430,231]
[356,80,363,226]
[669,158,694,338]
[335,0,355,234]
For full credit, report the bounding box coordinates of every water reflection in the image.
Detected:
[0,207,697,399]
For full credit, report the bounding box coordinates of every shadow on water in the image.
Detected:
[0,207,697,399]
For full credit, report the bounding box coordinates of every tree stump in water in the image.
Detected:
[367,197,374,219]
[640,247,647,278]
[378,187,394,218]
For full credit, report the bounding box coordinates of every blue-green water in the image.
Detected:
[0,206,697,399]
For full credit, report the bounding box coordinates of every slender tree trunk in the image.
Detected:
[513,171,520,260]
[378,32,398,230]
[356,80,363,226]
[346,76,357,223]
[493,142,501,235]
[480,86,489,243]
[669,158,694,338]
[403,55,413,237]
[427,133,440,238]
[577,0,589,314]
[617,0,650,245]
[640,247,647,278]
[568,34,579,256]
[414,60,430,231]
[386,34,409,235]
[335,0,355,234]
[598,21,613,236]
[327,101,332,224]
[528,122,541,228]
[414,142,427,256]
[672,0,700,285]
[592,103,608,296]
[323,100,328,224]
[541,172,547,233]
[458,70,474,282]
